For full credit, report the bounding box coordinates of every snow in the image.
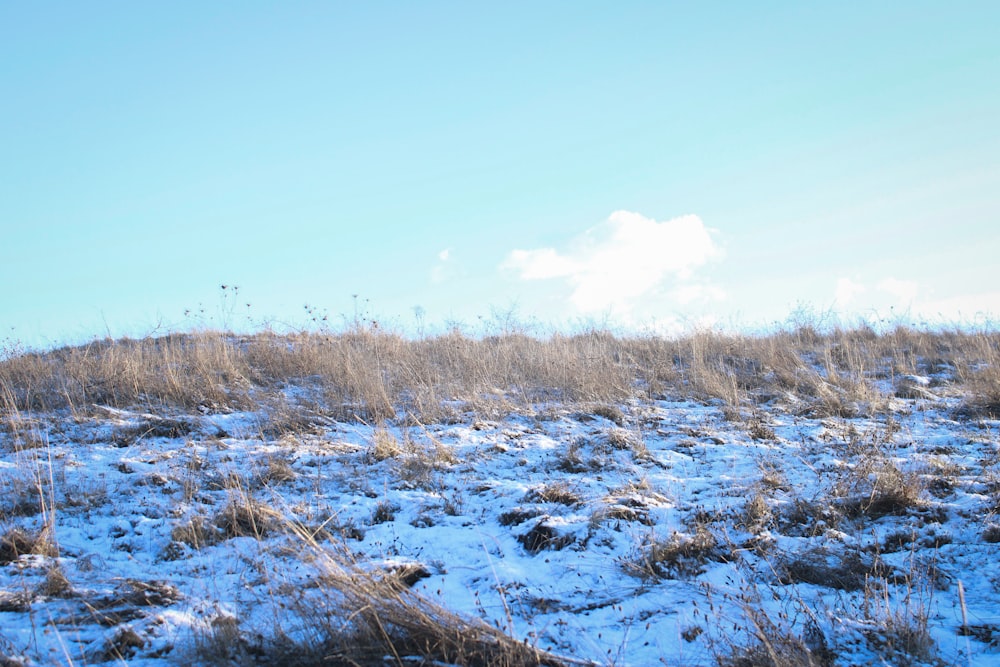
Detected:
[1,390,999,665]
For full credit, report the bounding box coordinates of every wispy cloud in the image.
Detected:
[835,276,921,311]
[431,247,454,284]
[912,290,1000,323]
[502,211,724,315]
[878,277,918,305]
[835,278,866,307]
[832,276,999,324]
[671,283,727,305]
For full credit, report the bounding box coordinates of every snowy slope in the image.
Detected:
[1,387,998,665]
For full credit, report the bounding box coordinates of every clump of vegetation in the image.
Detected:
[367,426,404,462]
[830,430,926,520]
[215,495,283,539]
[745,417,776,441]
[556,441,594,473]
[776,547,892,592]
[590,403,626,426]
[0,526,57,563]
[170,515,216,550]
[717,610,833,667]
[171,495,284,547]
[398,437,457,488]
[257,455,297,486]
[857,575,938,665]
[498,507,543,527]
[623,526,728,580]
[604,427,636,449]
[253,527,572,667]
[518,519,575,554]
[40,568,73,601]
[982,524,1000,543]
[740,492,773,532]
[524,482,583,507]
[371,499,399,524]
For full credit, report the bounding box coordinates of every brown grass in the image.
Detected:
[188,523,579,667]
[214,495,284,540]
[1,323,997,423]
[957,333,1000,418]
[367,426,403,462]
[524,481,583,507]
[2,318,992,665]
[717,610,832,667]
[623,526,728,580]
[829,427,926,520]
[170,493,284,548]
[776,547,892,592]
[0,526,58,563]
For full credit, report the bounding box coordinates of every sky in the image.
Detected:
[2,2,999,348]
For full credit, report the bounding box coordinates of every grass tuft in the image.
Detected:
[0,526,57,563]
[623,526,728,580]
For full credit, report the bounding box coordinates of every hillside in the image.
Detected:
[1,325,999,666]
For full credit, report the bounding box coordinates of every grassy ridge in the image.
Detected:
[2,324,998,421]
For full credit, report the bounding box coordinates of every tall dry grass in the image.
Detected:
[1,323,997,423]
[244,525,576,667]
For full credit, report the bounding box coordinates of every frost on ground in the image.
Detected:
[1,353,999,664]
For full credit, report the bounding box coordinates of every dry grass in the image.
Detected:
[713,546,938,667]
[776,547,892,592]
[1,323,997,423]
[829,427,926,520]
[187,523,578,667]
[371,499,399,524]
[740,492,773,532]
[170,493,284,548]
[257,456,298,486]
[367,426,403,462]
[0,526,58,564]
[717,610,832,667]
[524,481,583,507]
[517,519,576,554]
[623,525,728,580]
[589,403,626,426]
[957,333,1000,418]
[0,319,996,664]
[857,570,938,666]
[214,494,284,539]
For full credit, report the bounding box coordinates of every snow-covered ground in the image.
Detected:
[1,384,999,665]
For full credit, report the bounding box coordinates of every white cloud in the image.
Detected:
[878,277,918,305]
[911,290,1000,324]
[829,276,1000,325]
[502,211,724,314]
[834,278,866,307]
[834,276,921,310]
[671,283,727,305]
[431,248,455,284]
[504,248,579,280]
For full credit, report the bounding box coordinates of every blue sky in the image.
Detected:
[2,2,998,347]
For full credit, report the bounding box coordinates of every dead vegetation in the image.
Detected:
[0,526,58,563]
[169,494,284,548]
[1,324,996,422]
[189,525,576,667]
[0,319,997,666]
[524,482,583,507]
[829,429,926,520]
[623,525,729,580]
[716,610,833,667]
